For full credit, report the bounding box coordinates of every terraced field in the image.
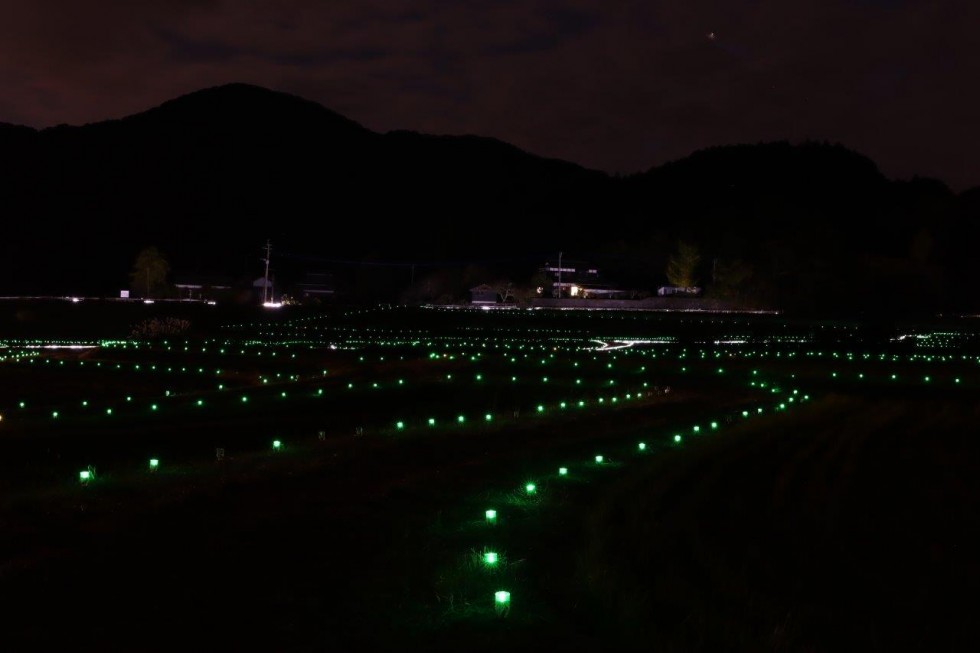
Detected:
[1,305,977,650]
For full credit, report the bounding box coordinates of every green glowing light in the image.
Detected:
[595,455,604,464]
[485,509,497,523]
[396,421,405,430]
[711,421,718,429]
[79,470,91,482]
[495,590,510,605]
[525,483,536,495]
[693,425,700,433]
[52,411,59,418]
[484,551,499,566]
[149,458,159,470]
[457,415,465,423]
[484,413,492,422]
[106,408,113,416]
[638,442,646,451]
[673,434,682,443]
[536,405,544,413]
[241,396,248,403]
[559,467,568,476]
[151,404,158,411]
[272,439,282,451]
[428,418,436,426]
[924,376,931,382]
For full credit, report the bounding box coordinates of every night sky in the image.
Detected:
[1,0,977,188]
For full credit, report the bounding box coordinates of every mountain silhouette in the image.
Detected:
[0,83,975,314]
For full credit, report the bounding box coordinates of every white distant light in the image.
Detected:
[262,302,283,309]
[590,338,675,351]
[143,299,155,304]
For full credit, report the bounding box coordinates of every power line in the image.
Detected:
[275,250,552,268]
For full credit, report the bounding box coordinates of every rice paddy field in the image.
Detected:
[2,302,979,651]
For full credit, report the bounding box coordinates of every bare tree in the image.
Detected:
[666,241,701,288]
[129,247,171,298]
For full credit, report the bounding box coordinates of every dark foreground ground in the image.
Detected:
[582,394,980,651]
[1,304,979,651]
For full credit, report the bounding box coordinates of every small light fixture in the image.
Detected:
[494,590,511,612]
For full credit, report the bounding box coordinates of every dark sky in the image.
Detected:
[1,0,977,188]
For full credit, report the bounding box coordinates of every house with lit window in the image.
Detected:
[539,260,627,299]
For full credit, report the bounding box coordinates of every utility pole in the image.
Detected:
[262,240,272,304]
[557,251,563,299]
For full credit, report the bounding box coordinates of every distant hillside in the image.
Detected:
[0,84,611,296]
[0,83,976,314]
